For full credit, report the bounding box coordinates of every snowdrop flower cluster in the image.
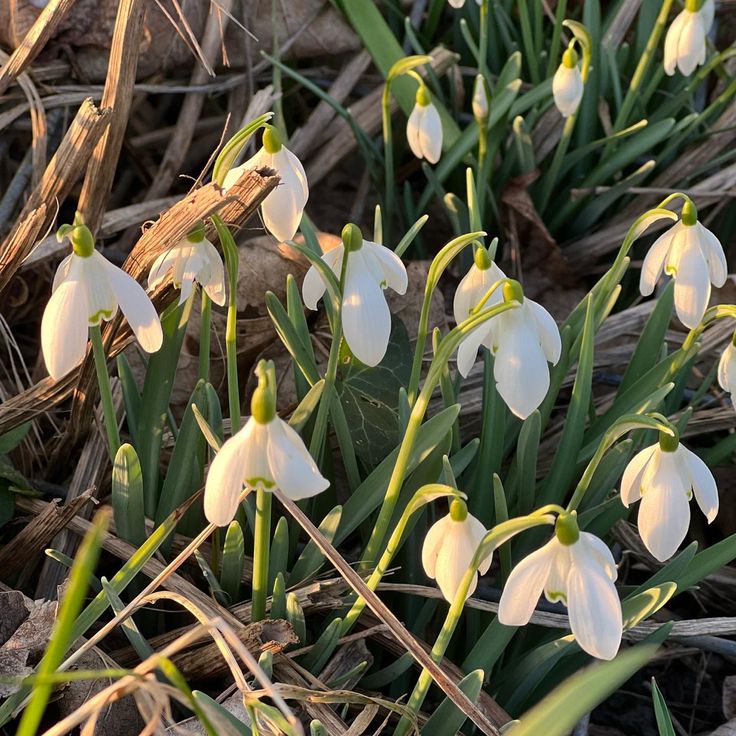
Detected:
[664,0,714,76]
[552,46,584,118]
[498,512,623,660]
[223,125,308,243]
[421,499,490,602]
[621,429,718,561]
[148,223,226,306]
[406,83,443,164]
[204,363,329,526]
[302,224,408,367]
[639,200,727,329]
[41,221,163,380]
[453,248,561,418]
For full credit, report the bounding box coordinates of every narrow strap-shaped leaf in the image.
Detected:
[422,669,485,736]
[289,505,343,585]
[220,521,244,603]
[111,443,146,546]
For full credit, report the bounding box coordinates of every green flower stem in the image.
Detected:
[198,291,211,383]
[394,514,555,736]
[361,300,519,570]
[612,0,675,134]
[89,325,121,460]
[381,81,395,244]
[478,0,489,78]
[517,0,540,84]
[546,0,568,78]
[251,487,272,622]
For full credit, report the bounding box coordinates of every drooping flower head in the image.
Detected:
[553,46,584,118]
[664,0,714,77]
[148,222,226,306]
[621,428,718,561]
[498,512,623,660]
[41,218,163,381]
[422,499,490,603]
[718,334,736,408]
[454,248,561,419]
[302,223,408,367]
[223,125,308,243]
[639,199,727,329]
[204,361,329,527]
[407,83,443,164]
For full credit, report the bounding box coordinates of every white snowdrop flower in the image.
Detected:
[498,513,622,660]
[718,338,736,407]
[406,84,443,164]
[41,223,163,381]
[552,47,584,118]
[422,499,490,603]
[302,224,408,367]
[148,223,226,307]
[223,125,308,243]
[453,250,561,419]
[664,0,715,77]
[639,200,727,329]
[621,430,718,562]
[472,74,490,124]
[448,0,481,7]
[204,364,329,526]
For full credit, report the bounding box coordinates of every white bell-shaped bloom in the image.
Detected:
[718,341,736,406]
[148,228,226,307]
[498,518,622,660]
[223,126,308,243]
[453,255,561,419]
[42,227,163,381]
[406,85,443,164]
[639,205,727,329]
[302,227,408,367]
[422,501,490,603]
[203,386,329,527]
[552,48,584,118]
[448,0,482,6]
[621,436,718,561]
[664,0,714,76]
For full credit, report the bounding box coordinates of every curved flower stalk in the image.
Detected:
[148,223,226,307]
[498,512,623,660]
[302,225,408,366]
[621,428,718,561]
[639,198,727,329]
[42,220,163,381]
[406,83,443,164]
[718,335,736,407]
[422,499,490,602]
[552,46,584,117]
[664,0,715,76]
[223,125,308,243]
[453,250,561,419]
[203,361,329,527]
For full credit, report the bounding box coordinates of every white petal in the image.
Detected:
[302,246,344,311]
[526,299,561,365]
[676,12,706,76]
[147,247,179,291]
[671,227,711,329]
[81,256,117,325]
[240,420,272,488]
[52,254,73,293]
[434,520,479,602]
[204,426,251,526]
[266,418,329,500]
[552,65,583,117]
[419,102,443,164]
[364,241,408,295]
[260,147,309,242]
[718,343,736,394]
[578,532,618,582]
[695,222,727,287]
[638,453,691,561]
[456,323,492,378]
[406,104,425,161]
[620,444,657,508]
[448,0,465,7]
[680,445,718,523]
[700,0,715,32]
[453,262,505,325]
[422,515,451,579]
[567,545,623,660]
[199,238,227,306]
[41,258,89,380]
[99,253,163,353]
[639,224,678,296]
[544,542,571,604]
[341,250,391,366]
[498,539,555,625]
[664,10,688,75]
[467,514,492,575]
[494,314,550,419]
